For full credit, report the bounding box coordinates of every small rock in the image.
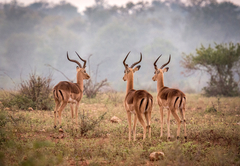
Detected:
[110,116,121,123]
[28,107,34,111]
[59,128,64,133]
[40,129,46,132]
[149,151,165,161]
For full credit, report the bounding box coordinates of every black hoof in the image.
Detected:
[54,125,56,129]
[177,136,179,139]
[60,126,62,129]
[184,136,187,140]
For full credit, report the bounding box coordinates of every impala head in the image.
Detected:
[67,52,90,80]
[152,54,171,81]
[123,51,142,81]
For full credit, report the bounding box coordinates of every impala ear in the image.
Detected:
[133,65,141,72]
[163,67,169,73]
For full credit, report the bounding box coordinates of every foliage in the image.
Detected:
[79,109,107,136]
[1,72,53,110]
[182,42,240,96]
[0,93,240,165]
[84,78,108,98]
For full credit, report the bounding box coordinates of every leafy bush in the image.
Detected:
[182,42,240,96]
[1,72,53,110]
[79,110,107,136]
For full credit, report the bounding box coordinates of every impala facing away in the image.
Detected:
[53,52,90,131]
[123,52,153,141]
[152,55,187,141]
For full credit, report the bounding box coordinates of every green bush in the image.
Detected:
[1,72,53,110]
[79,110,107,136]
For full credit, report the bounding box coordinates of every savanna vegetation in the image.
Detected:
[0,0,240,165]
[182,43,240,96]
[0,74,240,165]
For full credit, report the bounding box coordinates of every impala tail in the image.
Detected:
[53,88,64,101]
[173,95,186,109]
[140,96,153,113]
[134,91,153,114]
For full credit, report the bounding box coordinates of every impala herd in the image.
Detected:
[53,52,187,142]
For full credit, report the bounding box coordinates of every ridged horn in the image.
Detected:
[160,54,171,69]
[67,52,82,68]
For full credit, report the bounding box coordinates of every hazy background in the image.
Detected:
[0,0,240,92]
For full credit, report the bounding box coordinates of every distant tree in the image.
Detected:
[181,42,240,96]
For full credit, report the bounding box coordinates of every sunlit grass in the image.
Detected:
[0,92,240,165]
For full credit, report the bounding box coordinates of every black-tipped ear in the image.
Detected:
[163,67,169,73]
[133,65,141,72]
[136,65,141,70]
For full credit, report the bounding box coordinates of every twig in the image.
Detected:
[45,64,72,82]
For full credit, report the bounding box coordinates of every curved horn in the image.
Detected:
[130,52,142,68]
[160,54,171,69]
[75,51,86,68]
[154,54,162,70]
[67,52,82,68]
[123,51,131,67]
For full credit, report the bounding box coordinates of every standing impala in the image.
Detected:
[53,52,90,131]
[123,51,153,141]
[152,55,187,141]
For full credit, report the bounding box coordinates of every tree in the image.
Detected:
[181,42,240,96]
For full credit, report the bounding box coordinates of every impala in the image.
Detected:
[152,55,187,141]
[53,52,90,131]
[123,51,153,141]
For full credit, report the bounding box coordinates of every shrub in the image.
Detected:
[79,110,107,136]
[1,72,53,110]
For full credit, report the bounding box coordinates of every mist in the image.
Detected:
[0,0,239,92]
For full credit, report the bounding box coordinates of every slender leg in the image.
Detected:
[133,113,137,141]
[127,111,132,142]
[70,103,74,122]
[137,113,146,140]
[144,111,151,139]
[148,109,152,138]
[171,109,181,139]
[160,106,164,138]
[75,102,79,126]
[167,109,171,140]
[54,100,60,128]
[180,107,187,141]
[58,101,68,128]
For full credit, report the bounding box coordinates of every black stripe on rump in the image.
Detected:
[145,99,149,111]
[139,98,144,111]
[179,97,183,108]
[59,90,64,100]
[174,97,179,108]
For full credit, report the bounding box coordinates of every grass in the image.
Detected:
[0,91,240,165]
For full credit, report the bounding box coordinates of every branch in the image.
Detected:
[45,64,72,82]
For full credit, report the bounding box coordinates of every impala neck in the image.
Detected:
[126,72,134,94]
[157,74,164,94]
[76,73,84,92]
